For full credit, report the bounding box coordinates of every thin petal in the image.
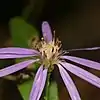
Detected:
[36,68,47,100]
[42,21,52,42]
[0,47,39,55]
[30,68,47,100]
[60,62,100,88]
[0,54,35,59]
[30,66,43,100]
[34,65,43,84]
[0,59,38,77]
[66,47,100,52]
[30,65,43,95]
[57,64,81,100]
[61,56,100,70]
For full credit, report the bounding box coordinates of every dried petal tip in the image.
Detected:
[42,21,52,43]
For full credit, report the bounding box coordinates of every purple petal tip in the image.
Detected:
[42,21,52,42]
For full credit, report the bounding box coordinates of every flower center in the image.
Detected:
[34,38,62,70]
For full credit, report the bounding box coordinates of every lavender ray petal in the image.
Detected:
[36,68,48,100]
[57,64,81,100]
[0,47,39,55]
[42,21,52,42]
[66,47,100,52]
[0,54,35,59]
[34,65,43,83]
[30,67,43,100]
[60,62,100,88]
[0,59,37,77]
[30,65,43,95]
[61,56,100,70]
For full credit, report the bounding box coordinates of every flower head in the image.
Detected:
[0,21,100,100]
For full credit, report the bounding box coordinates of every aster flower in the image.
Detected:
[0,22,100,100]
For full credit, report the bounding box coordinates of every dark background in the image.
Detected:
[0,0,100,100]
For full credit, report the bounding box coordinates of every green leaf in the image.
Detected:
[9,17,39,48]
[48,81,59,100]
[18,79,33,100]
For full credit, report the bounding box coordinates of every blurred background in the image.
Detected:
[0,0,100,100]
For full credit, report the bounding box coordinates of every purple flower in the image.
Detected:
[0,21,100,100]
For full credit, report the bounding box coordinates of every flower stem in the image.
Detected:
[44,72,51,100]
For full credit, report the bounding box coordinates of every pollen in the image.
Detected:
[34,37,62,69]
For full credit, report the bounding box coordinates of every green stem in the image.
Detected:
[21,0,34,20]
[44,72,51,100]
